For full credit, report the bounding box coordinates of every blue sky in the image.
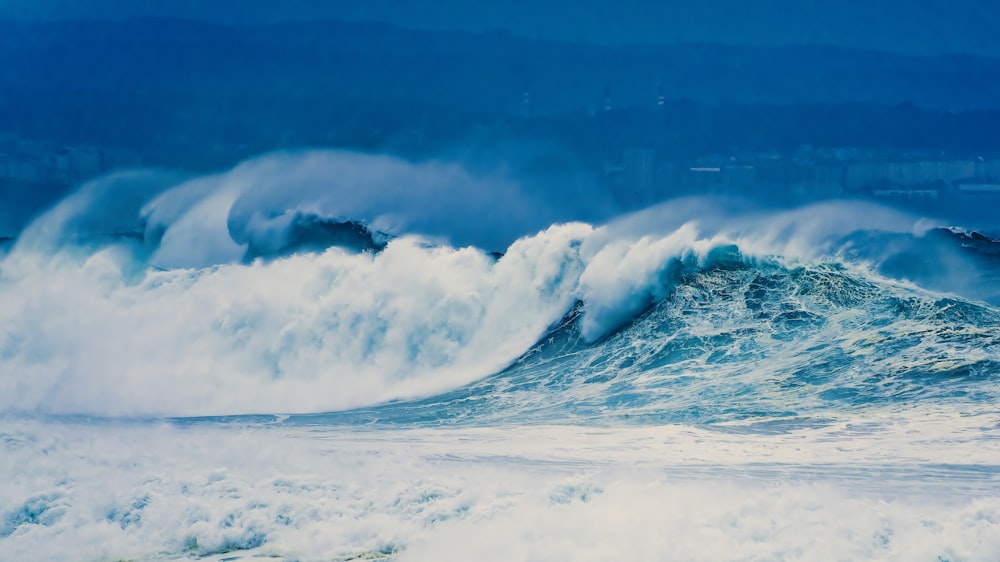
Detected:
[2,0,999,55]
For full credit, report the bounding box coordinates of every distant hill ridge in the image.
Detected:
[1,17,999,112]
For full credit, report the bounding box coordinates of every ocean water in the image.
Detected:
[2,150,999,561]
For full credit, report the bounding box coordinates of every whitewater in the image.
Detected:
[1,150,999,561]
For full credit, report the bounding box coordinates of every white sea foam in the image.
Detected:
[1,413,998,561]
[0,222,591,417]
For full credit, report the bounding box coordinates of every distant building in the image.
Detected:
[622,148,656,204]
[955,179,1000,194]
[974,158,1000,179]
[872,186,940,199]
[722,164,756,193]
[69,147,104,180]
[811,163,846,197]
[520,83,532,118]
[10,159,42,182]
[846,160,976,192]
[687,166,723,193]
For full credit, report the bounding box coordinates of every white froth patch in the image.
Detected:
[1,415,999,561]
[404,482,999,562]
[577,222,722,340]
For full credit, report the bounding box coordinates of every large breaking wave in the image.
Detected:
[1,149,999,419]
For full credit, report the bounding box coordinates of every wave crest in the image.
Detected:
[2,150,999,418]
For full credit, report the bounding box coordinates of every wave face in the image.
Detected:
[3,150,1000,562]
[1,150,1000,419]
[323,259,1000,426]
